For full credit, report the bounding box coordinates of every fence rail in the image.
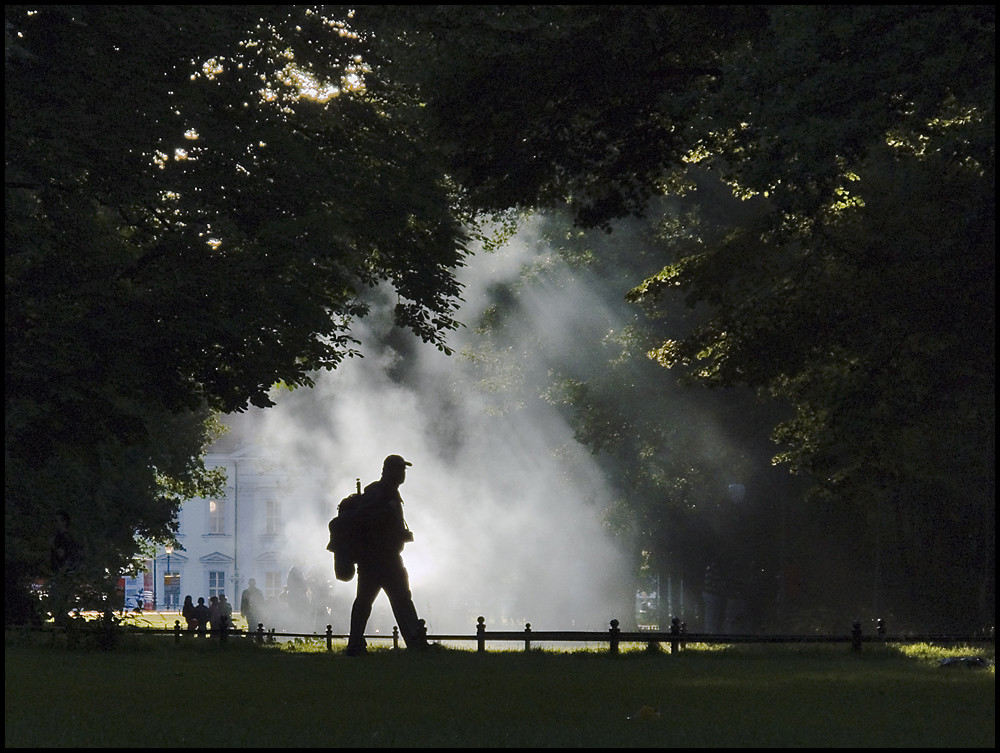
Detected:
[52,614,991,654]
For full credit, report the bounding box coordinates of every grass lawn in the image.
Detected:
[4,625,994,748]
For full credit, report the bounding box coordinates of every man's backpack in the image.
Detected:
[326,480,370,582]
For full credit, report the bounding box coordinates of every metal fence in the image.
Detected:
[159,615,994,654]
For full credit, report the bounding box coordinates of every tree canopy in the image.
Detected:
[630,6,994,627]
[364,5,994,627]
[5,5,469,620]
[6,5,994,629]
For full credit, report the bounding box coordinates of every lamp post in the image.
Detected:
[165,545,173,610]
[232,460,241,614]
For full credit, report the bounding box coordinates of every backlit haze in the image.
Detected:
[249,221,637,636]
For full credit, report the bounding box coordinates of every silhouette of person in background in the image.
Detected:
[219,594,233,633]
[192,596,210,635]
[208,595,221,633]
[182,595,197,632]
[241,578,264,633]
[286,561,310,632]
[346,454,429,655]
[307,568,333,632]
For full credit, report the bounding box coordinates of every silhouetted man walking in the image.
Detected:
[346,454,429,655]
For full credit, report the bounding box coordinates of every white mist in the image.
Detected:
[255,223,636,635]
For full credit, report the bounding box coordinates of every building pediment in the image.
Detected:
[200,551,235,565]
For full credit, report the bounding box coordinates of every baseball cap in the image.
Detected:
[383,454,413,469]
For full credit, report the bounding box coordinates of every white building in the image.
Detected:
[147,410,330,628]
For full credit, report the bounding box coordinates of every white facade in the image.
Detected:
[147,410,328,627]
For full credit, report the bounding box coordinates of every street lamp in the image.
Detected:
[164,545,173,610]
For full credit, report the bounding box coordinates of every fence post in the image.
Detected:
[256,623,265,643]
[876,618,886,641]
[609,619,620,655]
[524,623,532,652]
[477,616,486,653]
[174,620,182,644]
[326,624,333,652]
[851,620,862,652]
[680,620,687,651]
[670,616,680,654]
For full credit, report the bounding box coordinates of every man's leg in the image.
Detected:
[383,560,427,649]
[347,568,381,654]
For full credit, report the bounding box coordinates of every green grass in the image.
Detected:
[5,628,994,748]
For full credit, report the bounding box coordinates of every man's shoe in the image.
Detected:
[411,641,443,653]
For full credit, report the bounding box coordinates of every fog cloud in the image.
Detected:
[256,222,636,635]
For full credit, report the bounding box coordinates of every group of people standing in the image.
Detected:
[181,593,235,635]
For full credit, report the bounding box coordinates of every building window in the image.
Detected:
[265,499,280,535]
[208,498,225,535]
[209,570,226,599]
[265,570,283,600]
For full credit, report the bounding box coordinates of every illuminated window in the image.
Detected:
[209,498,225,534]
